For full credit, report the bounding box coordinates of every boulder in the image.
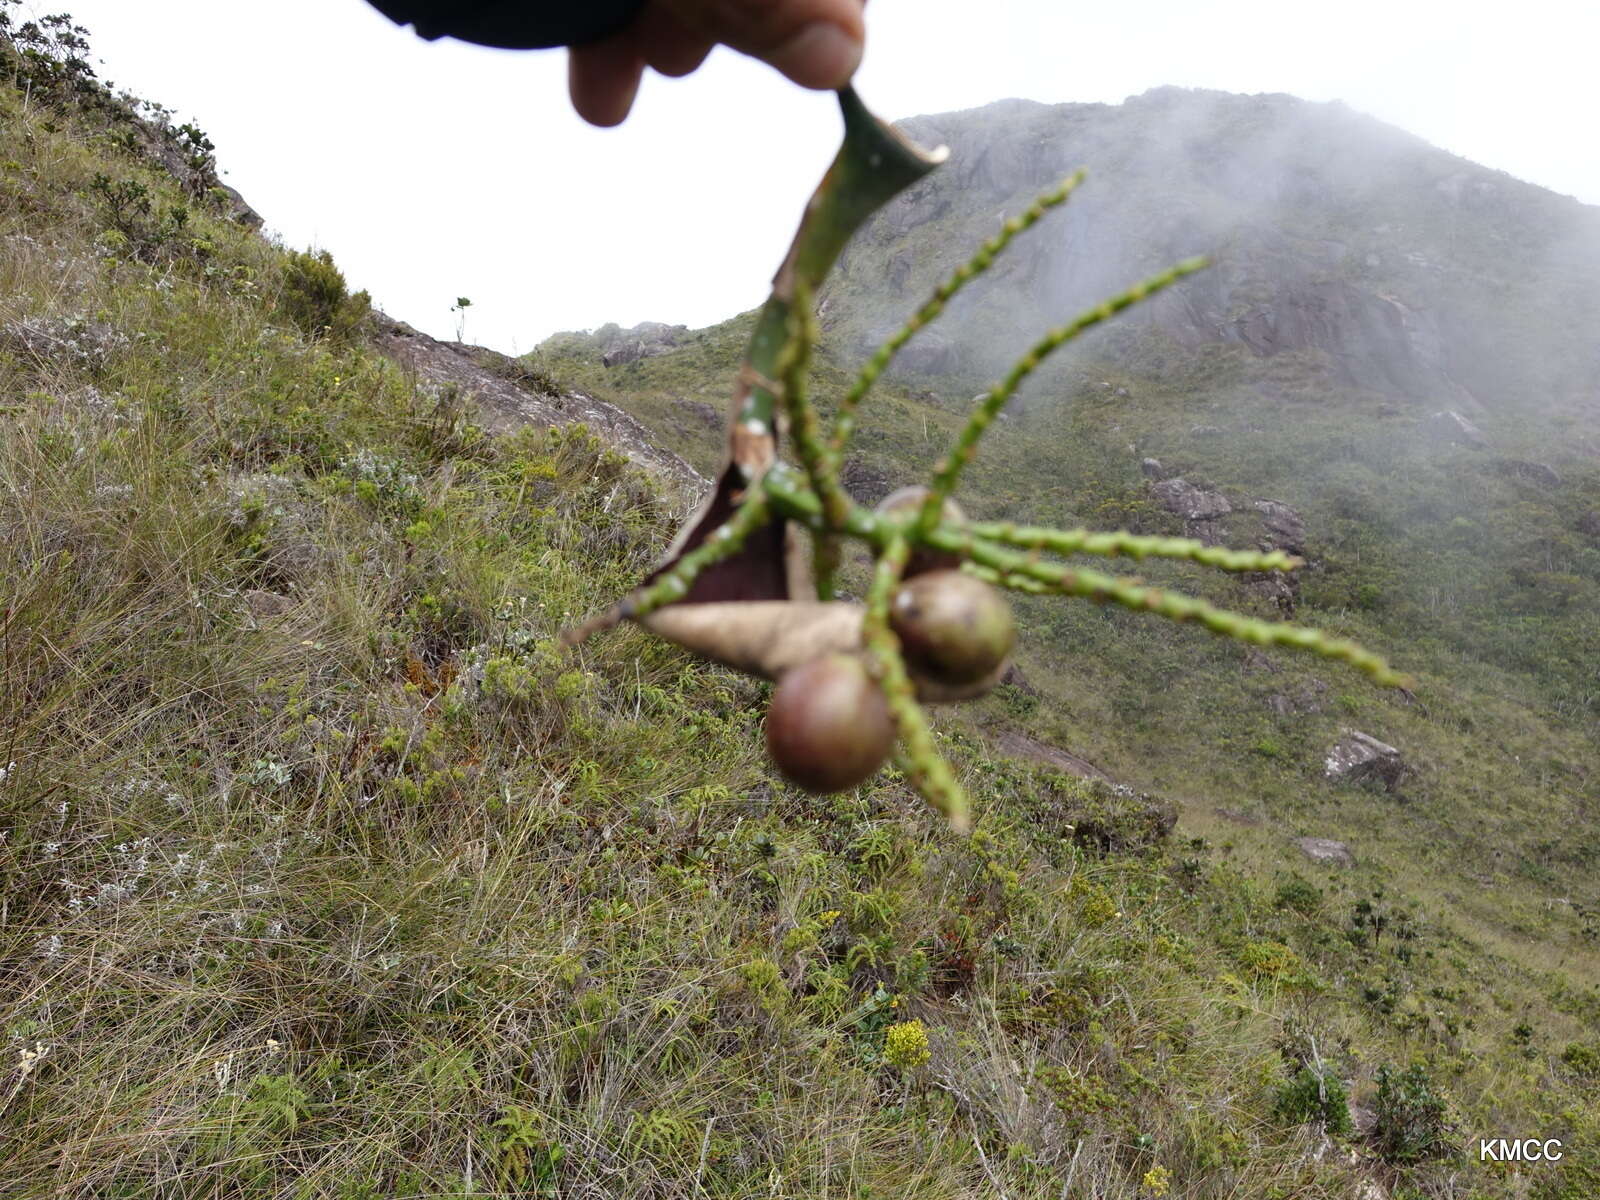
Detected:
[1068,782,1179,854]
[1151,477,1232,521]
[598,321,689,367]
[1140,457,1166,479]
[840,457,893,506]
[600,341,645,367]
[1247,571,1299,616]
[1324,730,1407,791]
[1253,499,1307,556]
[1241,499,1307,613]
[1296,837,1356,868]
[1424,409,1487,449]
[1241,647,1282,674]
[679,398,721,430]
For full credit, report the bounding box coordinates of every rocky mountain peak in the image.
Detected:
[822,88,1600,420]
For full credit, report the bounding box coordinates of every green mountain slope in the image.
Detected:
[2,13,1596,1199]
[538,90,1600,1197]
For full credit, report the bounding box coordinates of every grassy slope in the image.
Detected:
[1,28,1596,1200]
[540,301,1600,1196]
[541,313,1600,988]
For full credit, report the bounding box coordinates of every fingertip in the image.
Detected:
[633,7,714,78]
[650,36,714,78]
[568,42,646,127]
[768,20,863,90]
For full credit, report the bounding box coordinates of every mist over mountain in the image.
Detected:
[822,87,1600,426]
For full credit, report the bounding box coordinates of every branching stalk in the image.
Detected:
[828,171,1086,461]
[916,256,1208,534]
[950,546,1408,687]
[960,521,1303,572]
[861,535,970,831]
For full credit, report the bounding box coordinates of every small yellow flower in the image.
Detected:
[884,1019,930,1070]
[1142,1165,1171,1197]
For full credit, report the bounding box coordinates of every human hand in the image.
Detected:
[569,0,867,127]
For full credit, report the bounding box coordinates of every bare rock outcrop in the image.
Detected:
[1151,477,1232,522]
[371,314,704,495]
[1324,729,1407,792]
[1296,836,1356,868]
[999,661,1040,698]
[2,314,128,374]
[1424,409,1487,449]
[992,729,1110,782]
[840,457,893,506]
[1150,476,1232,545]
[1253,499,1307,556]
[597,321,690,367]
[1243,498,1308,614]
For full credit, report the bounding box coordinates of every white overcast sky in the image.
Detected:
[50,0,1600,353]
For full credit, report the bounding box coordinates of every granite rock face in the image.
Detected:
[821,86,1600,418]
[597,321,690,367]
[1253,499,1307,556]
[1150,477,1233,544]
[372,314,703,495]
[1151,477,1232,521]
[1324,730,1408,792]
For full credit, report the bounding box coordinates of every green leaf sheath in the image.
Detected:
[735,87,945,473]
[776,282,852,599]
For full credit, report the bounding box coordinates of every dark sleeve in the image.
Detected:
[366,1,647,49]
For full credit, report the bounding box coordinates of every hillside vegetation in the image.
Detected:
[2,11,1597,1200]
[537,89,1600,1200]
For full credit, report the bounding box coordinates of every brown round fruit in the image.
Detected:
[765,653,895,794]
[890,570,1015,686]
[874,486,966,576]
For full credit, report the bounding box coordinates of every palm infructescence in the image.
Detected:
[568,86,1407,831]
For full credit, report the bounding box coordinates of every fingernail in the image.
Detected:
[772,22,863,89]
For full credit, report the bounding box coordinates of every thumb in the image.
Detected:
[662,0,866,90]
